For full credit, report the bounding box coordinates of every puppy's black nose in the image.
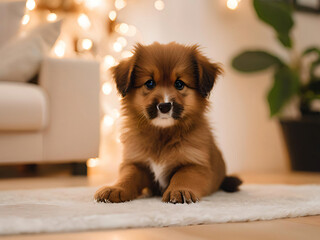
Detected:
[158,102,172,113]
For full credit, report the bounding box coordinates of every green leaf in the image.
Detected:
[303,47,320,56]
[267,66,300,116]
[277,32,292,48]
[232,51,283,72]
[253,0,294,48]
[310,59,320,80]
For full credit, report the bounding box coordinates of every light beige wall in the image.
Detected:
[120,0,320,173]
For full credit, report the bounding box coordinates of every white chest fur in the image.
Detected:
[149,161,168,189]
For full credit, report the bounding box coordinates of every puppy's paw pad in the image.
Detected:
[162,189,199,204]
[94,186,135,203]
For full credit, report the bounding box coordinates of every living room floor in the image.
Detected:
[0,171,320,240]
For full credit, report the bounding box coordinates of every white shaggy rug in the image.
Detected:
[1,184,320,235]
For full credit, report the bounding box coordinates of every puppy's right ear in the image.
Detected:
[111,56,135,97]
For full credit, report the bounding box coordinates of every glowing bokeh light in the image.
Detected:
[26,0,36,11]
[22,15,30,25]
[86,158,100,167]
[227,0,240,10]
[103,115,114,127]
[47,13,57,22]
[54,40,66,58]
[109,10,117,21]
[103,55,116,69]
[154,0,165,11]
[81,38,93,50]
[77,14,91,30]
[113,42,122,52]
[102,82,113,95]
[115,0,127,10]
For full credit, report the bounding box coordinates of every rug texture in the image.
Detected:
[1,184,320,235]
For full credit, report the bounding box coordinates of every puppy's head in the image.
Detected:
[112,42,222,128]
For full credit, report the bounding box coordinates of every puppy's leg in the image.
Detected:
[162,165,221,204]
[95,163,152,203]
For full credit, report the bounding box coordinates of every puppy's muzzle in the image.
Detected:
[157,102,172,114]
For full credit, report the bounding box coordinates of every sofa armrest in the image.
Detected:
[39,57,100,162]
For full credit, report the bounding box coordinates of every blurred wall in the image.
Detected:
[120,0,320,173]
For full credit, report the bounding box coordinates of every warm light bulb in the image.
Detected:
[86,158,100,168]
[26,0,36,11]
[113,42,122,52]
[77,14,91,30]
[47,13,57,22]
[154,0,165,11]
[84,0,102,10]
[121,50,133,59]
[54,40,66,58]
[109,10,117,21]
[119,23,129,34]
[103,115,114,127]
[227,0,240,10]
[103,55,116,69]
[115,0,126,10]
[81,38,93,50]
[22,14,30,25]
[102,82,113,95]
[117,37,127,47]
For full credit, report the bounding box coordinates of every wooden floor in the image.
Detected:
[1,172,320,240]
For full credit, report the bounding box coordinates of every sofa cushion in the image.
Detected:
[0,82,48,131]
[0,21,62,83]
[0,0,26,47]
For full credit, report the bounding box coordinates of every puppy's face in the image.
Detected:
[112,42,222,128]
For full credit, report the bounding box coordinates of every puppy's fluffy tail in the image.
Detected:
[220,176,242,192]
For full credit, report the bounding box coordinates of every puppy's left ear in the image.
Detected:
[191,47,223,98]
[111,56,135,97]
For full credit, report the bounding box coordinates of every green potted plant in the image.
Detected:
[231,0,320,171]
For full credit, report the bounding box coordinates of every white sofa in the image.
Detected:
[0,57,100,166]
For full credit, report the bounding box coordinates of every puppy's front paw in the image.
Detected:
[94,186,136,203]
[162,189,199,204]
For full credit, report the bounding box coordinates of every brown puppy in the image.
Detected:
[95,42,242,204]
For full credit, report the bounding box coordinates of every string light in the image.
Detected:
[77,14,91,30]
[113,42,122,52]
[47,13,57,22]
[154,0,165,11]
[84,0,102,10]
[80,38,93,50]
[102,82,113,95]
[22,14,30,25]
[227,0,241,10]
[26,0,36,11]
[103,115,114,127]
[119,23,129,34]
[117,37,127,47]
[86,158,100,167]
[54,40,66,58]
[109,10,117,21]
[103,55,116,70]
[115,0,127,10]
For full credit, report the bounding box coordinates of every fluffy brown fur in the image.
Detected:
[95,42,242,204]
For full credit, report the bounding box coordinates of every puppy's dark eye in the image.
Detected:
[145,79,156,90]
[174,79,185,90]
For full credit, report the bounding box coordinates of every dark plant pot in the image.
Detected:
[280,117,320,172]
